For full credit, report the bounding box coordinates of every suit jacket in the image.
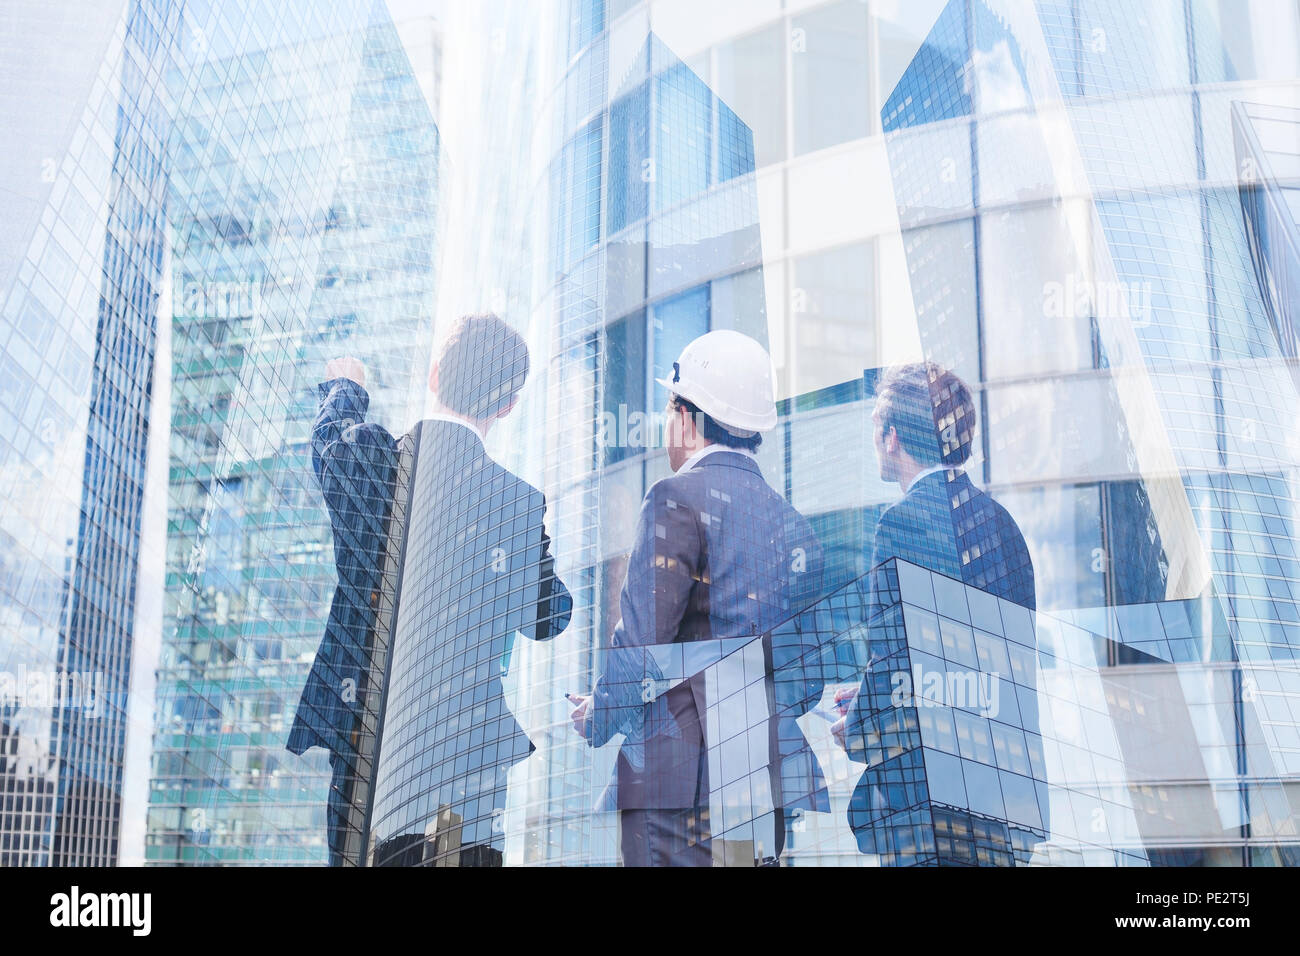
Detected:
[843,468,1044,845]
[591,450,827,813]
[866,468,1035,616]
[288,380,572,864]
[366,412,572,862]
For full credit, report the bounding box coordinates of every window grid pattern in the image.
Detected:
[882,0,1300,854]
[147,0,441,865]
[0,0,177,866]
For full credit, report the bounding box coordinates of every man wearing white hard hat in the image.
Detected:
[570,330,827,866]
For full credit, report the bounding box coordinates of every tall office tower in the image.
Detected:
[0,0,177,865]
[146,0,441,865]
[881,0,1300,863]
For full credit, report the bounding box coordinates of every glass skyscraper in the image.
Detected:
[0,0,177,866]
[146,0,442,865]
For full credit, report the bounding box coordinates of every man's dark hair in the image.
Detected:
[435,313,530,420]
[672,396,763,452]
[875,362,974,467]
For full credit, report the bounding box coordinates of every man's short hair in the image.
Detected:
[875,362,974,467]
[435,313,530,420]
[671,396,763,453]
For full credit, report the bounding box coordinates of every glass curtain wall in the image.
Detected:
[3,0,1300,866]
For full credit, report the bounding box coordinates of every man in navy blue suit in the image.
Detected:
[570,331,828,866]
[863,362,1034,614]
[288,314,571,866]
[832,362,1042,855]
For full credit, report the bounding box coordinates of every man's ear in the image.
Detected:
[428,361,440,397]
[884,425,899,454]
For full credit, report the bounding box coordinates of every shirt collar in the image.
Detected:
[426,411,486,445]
[905,463,949,492]
[680,443,757,473]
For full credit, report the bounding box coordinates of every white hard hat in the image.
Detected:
[656,330,778,435]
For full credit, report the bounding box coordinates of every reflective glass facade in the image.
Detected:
[0,0,176,865]
[877,0,1300,863]
[147,0,442,864]
[3,0,1300,867]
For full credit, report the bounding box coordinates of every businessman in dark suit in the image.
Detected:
[289,314,572,867]
[862,363,1034,614]
[286,355,398,867]
[832,362,1043,855]
[570,331,828,866]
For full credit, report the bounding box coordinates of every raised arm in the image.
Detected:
[312,359,399,531]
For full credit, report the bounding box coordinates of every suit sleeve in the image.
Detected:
[312,376,401,504]
[315,379,372,470]
[510,489,572,642]
[288,380,398,759]
[769,525,829,725]
[615,480,701,650]
[313,378,402,488]
[839,508,903,763]
[589,480,700,747]
[837,505,900,678]
[865,507,899,614]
